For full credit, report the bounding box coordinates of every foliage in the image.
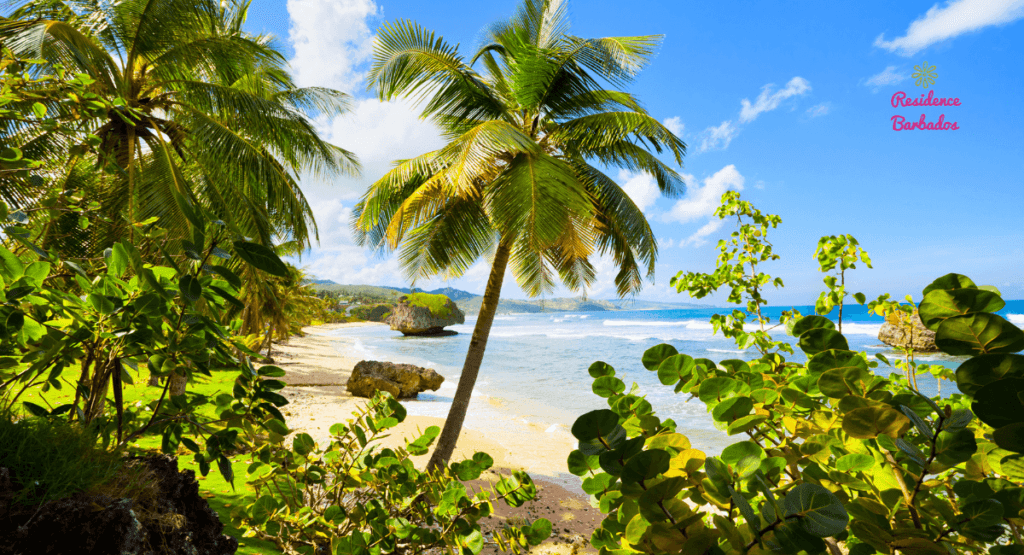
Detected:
[0,207,297,484]
[813,235,872,332]
[349,303,393,322]
[234,392,551,555]
[405,292,454,318]
[568,192,1024,554]
[1,0,358,253]
[0,407,123,505]
[670,191,797,356]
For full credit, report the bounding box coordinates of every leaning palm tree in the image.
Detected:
[354,0,686,470]
[0,0,357,252]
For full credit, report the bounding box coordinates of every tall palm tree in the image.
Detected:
[0,0,357,252]
[354,0,686,470]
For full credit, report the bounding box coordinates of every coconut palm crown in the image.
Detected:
[1,0,358,251]
[353,0,687,469]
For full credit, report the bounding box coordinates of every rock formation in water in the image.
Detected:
[386,293,465,336]
[877,310,938,352]
[346,360,445,399]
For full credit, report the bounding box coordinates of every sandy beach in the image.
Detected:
[266,322,602,554]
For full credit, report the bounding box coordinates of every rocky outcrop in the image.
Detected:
[386,294,465,336]
[346,360,444,399]
[0,455,237,555]
[878,311,938,352]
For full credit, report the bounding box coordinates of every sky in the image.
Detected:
[243,0,1024,305]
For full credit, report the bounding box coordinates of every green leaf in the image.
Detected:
[935,313,1024,356]
[955,353,1024,396]
[711,396,753,423]
[791,315,835,337]
[959,499,1004,528]
[934,429,978,466]
[0,247,24,280]
[818,367,872,398]
[642,343,678,370]
[209,265,242,289]
[22,401,49,417]
[918,288,1005,331]
[782,483,849,537]
[922,273,976,296]
[807,349,867,375]
[592,376,625,398]
[524,519,551,546]
[293,433,316,456]
[842,406,910,439]
[179,274,202,302]
[588,361,615,378]
[656,354,695,386]
[620,449,670,484]
[971,378,1024,428]
[264,419,290,435]
[567,450,600,476]
[836,453,874,472]
[232,241,290,277]
[798,328,849,356]
[698,377,748,404]
[993,422,1024,453]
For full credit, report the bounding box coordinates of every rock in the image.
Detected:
[878,310,938,352]
[386,293,465,336]
[347,360,444,399]
[0,455,237,555]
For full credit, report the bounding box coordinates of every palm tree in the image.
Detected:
[354,0,686,470]
[0,0,357,253]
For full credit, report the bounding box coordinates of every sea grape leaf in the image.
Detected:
[620,449,670,484]
[836,453,874,472]
[657,354,695,386]
[955,354,1024,396]
[791,315,836,337]
[592,376,626,398]
[589,361,615,378]
[922,273,976,295]
[798,328,849,356]
[711,396,753,423]
[934,429,978,466]
[918,288,1005,331]
[642,344,678,370]
[842,406,910,439]
[935,313,1024,356]
[782,483,848,538]
[807,349,867,375]
[971,378,1024,428]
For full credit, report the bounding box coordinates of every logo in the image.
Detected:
[890,61,958,131]
[912,61,937,89]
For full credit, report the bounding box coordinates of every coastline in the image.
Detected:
[265,322,602,553]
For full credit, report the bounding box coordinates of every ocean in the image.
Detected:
[325,301,1024,456]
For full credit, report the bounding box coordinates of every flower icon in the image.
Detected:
[912,62,937,88]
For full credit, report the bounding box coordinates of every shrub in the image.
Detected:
[235,392,551,555]
[0,410,122,505]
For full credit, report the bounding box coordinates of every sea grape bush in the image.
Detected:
[0,204,297,484]
[567,192,1024,554]
[569,275,1024,555]
[813,234,872,333]
[235,391,551,555]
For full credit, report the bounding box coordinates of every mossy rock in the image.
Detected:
[387,294,465,336]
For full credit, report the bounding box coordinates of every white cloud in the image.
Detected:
[754,180,766,190]
[618,169,661,213]
[287,0,379,90]
[658,237,676,249]
[697,120,739,153]
[739,77,811,123]
[806,102,831,118]
[664,164,745,224]
[662,116,685,136]
[681,219,724,247]
[864,66,908,90]
[875,0,1024,56]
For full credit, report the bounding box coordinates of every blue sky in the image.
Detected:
[246,0,1024,305]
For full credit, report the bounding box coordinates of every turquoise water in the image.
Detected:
[327,301,1024,455]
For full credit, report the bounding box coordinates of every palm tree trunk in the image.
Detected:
[426,239,512,472]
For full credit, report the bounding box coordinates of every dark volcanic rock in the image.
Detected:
[0,455,237,555]
[347,360,445,399]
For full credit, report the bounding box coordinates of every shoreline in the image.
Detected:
[266,322,603,553]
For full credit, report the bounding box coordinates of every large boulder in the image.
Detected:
[878,310,938,352]
[386,293,465,336]
[347,360,444,399]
